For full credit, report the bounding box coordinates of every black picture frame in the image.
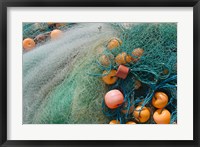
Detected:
[0,0,199,146]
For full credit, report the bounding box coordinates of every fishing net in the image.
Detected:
[23,23,118,124]
[23,22,177,124]
[23,22,76,50]
[90,23,177,124]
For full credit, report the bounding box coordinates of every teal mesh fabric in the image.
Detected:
[23,23,177,124]
[23,23,118,124]
[91,23,177,124]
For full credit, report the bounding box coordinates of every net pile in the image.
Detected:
[23,22,76,49]
[90,23,177,124]
[23,22,177,124]
[23,23,119,124]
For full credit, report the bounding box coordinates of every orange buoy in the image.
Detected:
[152,92,168,108]
[126,121,136,124]
[56,23,66,28]
[105,89,124,109]
[133,105,150,123]
[109,120,120,124]
[96,46,105,54]
[153,108,171,124]
[116,65,129,79]
[23,38,36,51]
[47,22,55,25]
[99,55,110,66]
[163,69,169,75]
[107,38,122,50]
[115,52,132,65]
[102,70,118,85]
[50,29,63,40]
[132,48,144,62]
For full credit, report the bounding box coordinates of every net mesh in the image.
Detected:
[23,23,118,124]
[90,23,177,124]
[23,23,177,124]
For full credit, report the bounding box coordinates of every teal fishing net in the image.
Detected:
[23,22,177,124]
[23,22,76,46]
[91,23,177,124]
[23,23,118,124]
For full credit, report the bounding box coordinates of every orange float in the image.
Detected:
[47,22,55,25]
[56,23,66,28]
[115,52,132,65]
[163,69,169,75]
[99,55,110,66]
[109,120,120,124]
[152,92,168,108]
[50,29,63,40]
[23,38,36,51]
[132,48,144,62]
[153,108,171,124]
[102,70,118,85]
[126,121,136,124]
[133,105,150,123]
[96,46,105,54]
[116,65,129,79]
[104,89,124,109]
[107,38,122,50]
